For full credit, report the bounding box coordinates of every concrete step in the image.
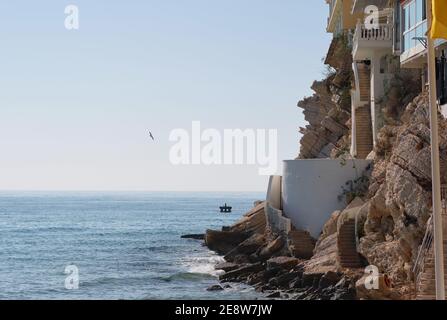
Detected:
[419,275,447,281]
[338,236,356,240]
[338,237,356,240]
[340,264,363,268]
[339,254,360,259]
[338,246,358,250]
[337,231,355,240]
[339,255,361,261]
[340,259,361,263]
[338,246,357,252]
[339,253,360,258]
[416,295,445,300]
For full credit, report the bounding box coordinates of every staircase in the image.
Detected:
[337,219,362,268]
[355,105,374,159]
[414,214,447,300]
[356,62,371,103]
[288,228,316,260]
[415,246,447,300]
[352,61,373,159]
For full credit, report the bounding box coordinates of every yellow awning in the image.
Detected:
[431,0,447,39]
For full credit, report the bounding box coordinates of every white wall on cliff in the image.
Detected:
[282,159,371,238]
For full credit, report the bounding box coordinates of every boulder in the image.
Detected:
[320,210,341,241]
[301,273,324,288]
[205,229,249,255]
[224,234,265,262]
[269,271,301,288]
[266,291,281,298]
[266,257,300,271]
[215,262,240,273]
[303,233,338,274]
[181,234,205,240]
[246,271,267,285]
[207,285,224,291]
[231,203,267,235]
[355,274,401,300]
[219,263,265,282]
[258,236,286,260]
[319,271,342,289]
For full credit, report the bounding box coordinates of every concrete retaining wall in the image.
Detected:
[282,159,372,238]
[265,175,291,234]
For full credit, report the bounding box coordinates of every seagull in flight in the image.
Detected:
[148,131,155,141]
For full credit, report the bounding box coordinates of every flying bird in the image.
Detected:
[148,131,155,141]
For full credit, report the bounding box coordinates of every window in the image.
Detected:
[402,0,427,52]
[438,52,447,105]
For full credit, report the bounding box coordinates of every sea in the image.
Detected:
[0,191,265,300]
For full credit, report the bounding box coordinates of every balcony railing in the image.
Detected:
[353,21,392,43]
[352,20,393,59]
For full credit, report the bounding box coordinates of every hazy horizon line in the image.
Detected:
[0,189,266,193]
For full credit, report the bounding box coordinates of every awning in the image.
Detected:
[351,0,390,13]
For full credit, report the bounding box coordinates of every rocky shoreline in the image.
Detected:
[197,202,360,300]
[182,36,445,300]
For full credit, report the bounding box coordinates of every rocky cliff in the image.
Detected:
[294,30,447,299]
[200,35,446,301]
[357,93,447,297]
[298,35,352,159]
[298,74,447,298]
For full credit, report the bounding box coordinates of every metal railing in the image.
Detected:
[413,215,434,291]
[413,185,447,296]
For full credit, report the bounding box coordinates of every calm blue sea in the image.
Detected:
[0,191,264,300]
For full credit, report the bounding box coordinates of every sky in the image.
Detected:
[0,1,331,192]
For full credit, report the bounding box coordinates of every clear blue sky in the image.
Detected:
[0,1,331,192]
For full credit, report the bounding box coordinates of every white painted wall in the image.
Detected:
[282,159,372,238]
[370,51,392,146]
[441,104,447,119]
[266,175,282,210]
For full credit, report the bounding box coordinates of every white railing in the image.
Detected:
[350,88,357,158]
[413,185,447,296]
[413,215,434,291]
[352,62,361,105]
[353,21,393,44]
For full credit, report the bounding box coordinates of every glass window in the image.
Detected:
[402,0,428,52]
[416,0,422,23]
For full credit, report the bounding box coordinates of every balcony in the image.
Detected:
[352,20,393,61]
[351,0,389,14]
[327,0,342,33]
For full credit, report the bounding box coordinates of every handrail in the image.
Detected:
[413,216,434,282]
[350,89,357,157]
[413,185,447,296]
[355,206,360,251]
[353,21,393,44]
[352,62,361,106]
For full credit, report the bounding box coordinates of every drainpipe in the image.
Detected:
[426,0,446,301]
[351,89,357,157]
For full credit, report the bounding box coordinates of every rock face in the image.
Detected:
[198,39,441,299]
[202,201,359,300]
[297,35,352,159]
[358,93,447,295]
[205,202,267,255]
[355,274,401,300]
[266,257,300,271]
[205,229,250,255]
[304,233,339,274]
[296,58,441,298]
